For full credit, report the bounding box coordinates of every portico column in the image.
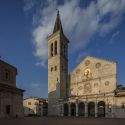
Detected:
[112,104,115,118]
[61,104,64,116]
[95,101,98,117]
[105,103,108,118]
[68,103,71,116]
[85,102,88,117]
[41,103,43,116]
[59,104,62,116]
[76,103,78,117]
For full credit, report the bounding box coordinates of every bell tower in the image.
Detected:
[48,11,69,115]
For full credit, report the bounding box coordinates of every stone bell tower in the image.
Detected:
[48,11,69,116]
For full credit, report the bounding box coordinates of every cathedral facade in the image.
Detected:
[48,11,125,118]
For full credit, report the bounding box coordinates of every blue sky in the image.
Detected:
[0,0,125,98]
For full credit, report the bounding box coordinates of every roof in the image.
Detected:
[0,82,25,93]
[70,55,116,74]
[53,10,63,34]
[23,97,48,101]
[48,10,69,43]
[0,59,17,71]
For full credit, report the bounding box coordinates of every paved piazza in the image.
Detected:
[0,117,125,125]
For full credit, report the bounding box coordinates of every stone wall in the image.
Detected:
[0,91,23,118]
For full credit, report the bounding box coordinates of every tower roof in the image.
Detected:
[53,10,63,34]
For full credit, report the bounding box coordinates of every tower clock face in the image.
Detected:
[84,68,92,79]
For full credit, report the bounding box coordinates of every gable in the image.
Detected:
[70,56,116,78]
[68,56,117,96]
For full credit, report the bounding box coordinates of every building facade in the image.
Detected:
[0,59,24,118]
[23,97,48,116]
[48,11,125,118]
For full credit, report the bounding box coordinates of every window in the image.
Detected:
[96,63,101,68]
[105,81,109,86]
[121,103,125,109]
[51,43,53,56]
[55,66,57,71]
[61,42,65,56]
[6,105,10,114]
[6,72,9,80]
[5,70,10,80]
[28,102,31,105]
[51,67,53,72]
[35,102,38,105]
[55,41,57,55]
[85,60,90,66]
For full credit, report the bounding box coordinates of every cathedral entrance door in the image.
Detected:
[71,103,76,116]
[98,101,105,117]
[88,102,95,117]
[6,105,11,115]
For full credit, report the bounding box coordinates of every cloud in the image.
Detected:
[23,0,35,11]
[31,83,41,88]
[110,30,120,44]
[24,0,125,67]
[112,31,120,39]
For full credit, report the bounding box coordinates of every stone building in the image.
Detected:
[23,97,48,116]
[0,59,24,118]
[48,11,125,118]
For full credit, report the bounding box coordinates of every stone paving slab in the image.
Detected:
[0,117,125,125]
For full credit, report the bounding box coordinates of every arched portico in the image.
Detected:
[70,103,76,116]
[63,103,68,116]
[88,102,95,117]
[98,101,105,117]
[78,102,85,116]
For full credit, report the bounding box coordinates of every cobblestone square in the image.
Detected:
[0,117,125,125]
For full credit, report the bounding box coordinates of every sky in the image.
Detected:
[0,0,125,98]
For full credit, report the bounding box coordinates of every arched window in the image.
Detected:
[55,41,57,55]
[121,103,125,109]
[51,43,53,56]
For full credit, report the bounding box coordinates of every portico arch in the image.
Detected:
[88,102,95,117]
[70,103,76,116]
[78,102,85,116]
[64,103,68,116]
[98,101,105,117]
